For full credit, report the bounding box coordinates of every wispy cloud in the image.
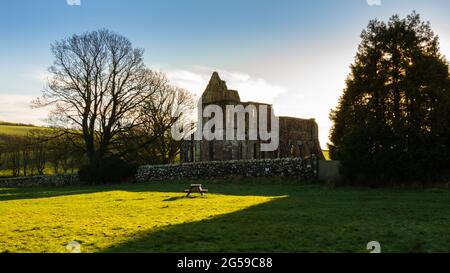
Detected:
[0,68,287,127]
[165,67,288,105]
[0,95,49,125]
[367,0,382,6]
[23,70,51,84]
[66,0,81,6]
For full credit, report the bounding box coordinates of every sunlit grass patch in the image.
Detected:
[0,185,277,253]
[1,181,450,253]
[0,125,46,136]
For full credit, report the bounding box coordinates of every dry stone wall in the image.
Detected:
[0,158,320,187]
[136,158,318,182]
[0,174,79,188]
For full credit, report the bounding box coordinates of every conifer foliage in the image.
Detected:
[329,12,450,185]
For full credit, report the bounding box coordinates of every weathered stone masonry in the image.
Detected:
[180,72,325,162]
[136,157,318,182]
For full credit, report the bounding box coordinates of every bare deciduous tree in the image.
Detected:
[118,72,196,164]
[34,30,156,172]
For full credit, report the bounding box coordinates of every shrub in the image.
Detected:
[78,156,138,184]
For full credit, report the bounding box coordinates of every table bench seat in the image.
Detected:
[184,184,208,197]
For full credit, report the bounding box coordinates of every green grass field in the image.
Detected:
[1,179,449,253]
[0,122,45,136]
[0,125,37,136]
[0,168,76,178]
[0,122,59,178]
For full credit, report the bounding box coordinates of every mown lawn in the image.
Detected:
[0,179,449,253]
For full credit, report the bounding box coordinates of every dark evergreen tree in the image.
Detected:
[329,12,450,185]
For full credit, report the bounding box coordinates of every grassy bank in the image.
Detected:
[1,180,449,253]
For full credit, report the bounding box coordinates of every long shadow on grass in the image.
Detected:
[0,182,188,202]
[3,181,447,252]
[0,187,107,202]
[0,183,139,202]
[102,195,299,253]
[100,183,450,253]
[100,183,356,253]
[0,178,304,202]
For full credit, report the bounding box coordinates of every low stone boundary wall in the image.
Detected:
[136,158,318,182]
[0,158,322,187]
[0,174,79,188]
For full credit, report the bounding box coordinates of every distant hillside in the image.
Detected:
[0,121,36,127]
[0,121,46,136]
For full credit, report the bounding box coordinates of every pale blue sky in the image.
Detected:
[0,0,449,147]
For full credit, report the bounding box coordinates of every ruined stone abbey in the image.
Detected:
[180,72,324,162]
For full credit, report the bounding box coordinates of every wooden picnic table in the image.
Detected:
[184,184,208,197]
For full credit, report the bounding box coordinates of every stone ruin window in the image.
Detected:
[224,142,233,161]
[190,144,195,162]
[297,141,303,158]
[208,142,214,161]
[194,142,201,162]
[238,142,243,160]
